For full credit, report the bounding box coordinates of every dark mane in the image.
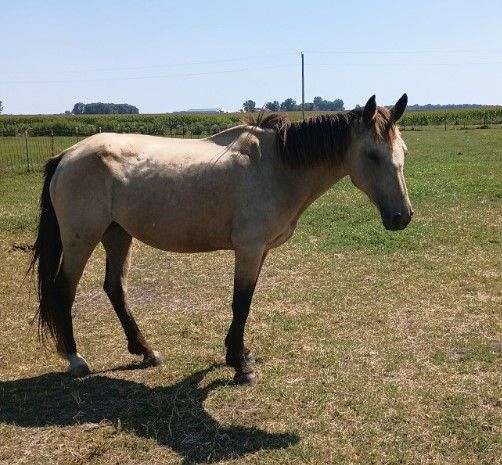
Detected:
[247,108,395,169]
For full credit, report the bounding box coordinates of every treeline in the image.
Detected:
[71,102,139,115]
[243,96,344,112]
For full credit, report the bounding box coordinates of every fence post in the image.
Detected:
[99,126,102,133]
[444,110,447,131]
[24,130,31,172]
[50,130,55,156]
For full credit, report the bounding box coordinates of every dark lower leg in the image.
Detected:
[224,251,267,367]
[52,271,77,356]
[225,283,255,373]
[52,267,90,376]
[225,247,266,383]
[102,224,160,364]
[103,277,155,358]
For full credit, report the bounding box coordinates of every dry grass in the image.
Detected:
[0,128,501,464]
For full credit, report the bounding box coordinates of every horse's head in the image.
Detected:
[347,94,413,231]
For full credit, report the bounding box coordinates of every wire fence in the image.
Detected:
[0,129,201,173]
[0,131,86,173]
[1,116,501,174]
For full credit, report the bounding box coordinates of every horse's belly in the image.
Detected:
[114,199,234,252]
[130,223,233,252]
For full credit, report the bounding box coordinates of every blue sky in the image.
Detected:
[1,0,501,114]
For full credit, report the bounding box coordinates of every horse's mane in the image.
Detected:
[244,108,395,169]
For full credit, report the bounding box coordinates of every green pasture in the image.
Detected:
[0,128,500,464]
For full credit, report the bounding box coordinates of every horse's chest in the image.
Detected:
[269,219,298,248]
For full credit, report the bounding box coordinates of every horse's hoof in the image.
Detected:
[67,354,91,377]
[234,371,257,385]
[69,364,91,377]
[143,351,164,367]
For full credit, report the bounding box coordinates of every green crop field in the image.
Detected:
[0,113,241,137]
[400,107,502,128]
[0,128,501,464]
[281,107,502,127]
[1,107,501,137]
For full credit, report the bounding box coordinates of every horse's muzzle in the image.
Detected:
[381,209,413,231]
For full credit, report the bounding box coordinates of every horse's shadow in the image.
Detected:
[0,364,298,464]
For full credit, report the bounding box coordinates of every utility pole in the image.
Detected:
[301,51,305,121]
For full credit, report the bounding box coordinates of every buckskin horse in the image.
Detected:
[30,94,412,384]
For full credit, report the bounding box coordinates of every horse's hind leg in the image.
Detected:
[57,240,97,377]
[101,223,163,366]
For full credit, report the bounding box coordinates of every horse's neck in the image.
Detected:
[274,116,353,212]
[280,161,348,216]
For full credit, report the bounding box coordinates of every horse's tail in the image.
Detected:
[28,153,65,346]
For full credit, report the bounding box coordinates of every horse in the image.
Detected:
[29,94,413,384]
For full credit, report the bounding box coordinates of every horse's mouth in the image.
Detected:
[383,220,409,231]
[380,210,413,231]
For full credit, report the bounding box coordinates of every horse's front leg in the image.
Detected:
[225,245,267,384]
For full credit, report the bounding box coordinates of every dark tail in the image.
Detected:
[28,153,65,347]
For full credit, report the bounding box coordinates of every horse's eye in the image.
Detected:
[367,151,379,162]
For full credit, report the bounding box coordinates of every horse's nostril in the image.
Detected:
[392,212,402,222]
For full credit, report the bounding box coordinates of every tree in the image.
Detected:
[72,102,85,114]
[243,100,256,112]
[312,96,344,111]
[0,100,4,114]
[313,96,323,109]
[331,99,344,111]
[280,98,297,111]
[265,100,280,111]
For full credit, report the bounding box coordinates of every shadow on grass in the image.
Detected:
[0,364,298,464]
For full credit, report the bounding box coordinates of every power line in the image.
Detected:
[0,52,299,77]
[1,57,501,85]
[0,63,298,85]
[306,48,501,55]
[316,61,502,67]
[1,48,498,78]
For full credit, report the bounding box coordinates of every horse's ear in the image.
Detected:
[363,95,377,126]
[391,93,408,122]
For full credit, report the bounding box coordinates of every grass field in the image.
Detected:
[0,128,501,464]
